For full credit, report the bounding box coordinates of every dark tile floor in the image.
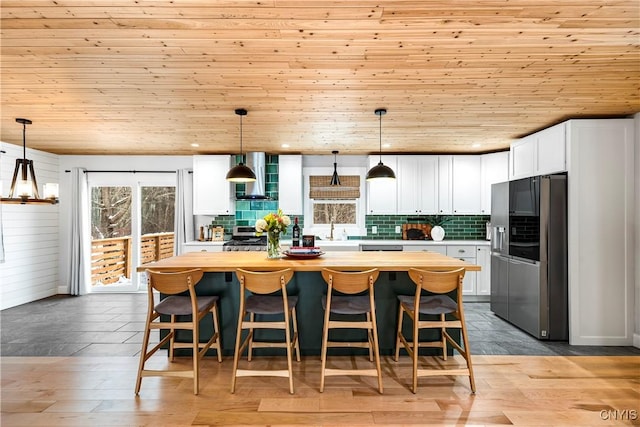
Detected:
[1,294,639,357]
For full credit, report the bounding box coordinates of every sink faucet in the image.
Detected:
[329,220,334,241]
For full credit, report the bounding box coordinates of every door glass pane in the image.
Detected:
[140,186,175,265]
[90,186,132,287]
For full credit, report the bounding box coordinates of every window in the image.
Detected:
[313,202,357,225]
[303,166,367,238]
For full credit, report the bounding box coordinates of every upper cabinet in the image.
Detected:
[437,155,453,214]
[510,122,566,180]
[397,156,438,214]
[536,123,566,175]
[369,153,508,216]
[366,155,398,214]
[192,155,235,215]
[451,156,482,214]
[278,155,303,215]
[480,151,509,214]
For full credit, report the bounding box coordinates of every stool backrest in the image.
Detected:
[146,268,204,295]
[408,268,465,295]
[321,268,379,294]
[236,268,294,294]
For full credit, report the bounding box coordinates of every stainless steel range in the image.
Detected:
[223,226,267,252]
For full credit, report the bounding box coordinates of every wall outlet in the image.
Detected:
[371,225,378,234]
[395,225,401,233]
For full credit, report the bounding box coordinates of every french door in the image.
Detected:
[88,173,176,292]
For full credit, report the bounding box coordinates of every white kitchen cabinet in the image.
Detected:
[437,155,453,214]
[192,155,235,215]
[565,118,634,345]
[475,245,491,296]
[402,244,447,254]
[536,122,566,175]
[366,155,398,214]
[446,245,477,295]
[278,155,303,215]
[397,156,438,214]
[480,151,509,214]
[509,134,536,179]
[510,122,566,180]
[451,156,481,214]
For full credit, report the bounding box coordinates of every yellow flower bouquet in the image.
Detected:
[255,209,291,258]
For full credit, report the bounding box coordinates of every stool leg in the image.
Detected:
[369,299,383,394]
[412,309,419,394]
[169,315,176,362]
[247,312,255,362]
[284,310,295,394]
[440,313,448,361]
[291,307,301,362]
[459,314,476,393]
[366,312,374,362]
[231,303,246,393]
[211,303,223,363]
[394,303,404,362]
[135,315,153,395]
[320,300,331,393]
[193,316,200,395]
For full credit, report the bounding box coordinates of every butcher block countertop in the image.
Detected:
[137,250,481,273]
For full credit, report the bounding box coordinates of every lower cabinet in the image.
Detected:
[475,246,491,296]
[402,243,490,296]
[446,245,476,295]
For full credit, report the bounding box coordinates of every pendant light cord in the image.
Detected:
[22,121,27,161]
[239,113,243,162]
[378,112,382,163]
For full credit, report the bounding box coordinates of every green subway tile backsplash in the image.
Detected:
[364,215,490,240]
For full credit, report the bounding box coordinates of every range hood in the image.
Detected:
[237,152,269,200]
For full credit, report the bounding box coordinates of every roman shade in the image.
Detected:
[309,175,360,200]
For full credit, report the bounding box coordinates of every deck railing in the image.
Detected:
[91,232,174,286]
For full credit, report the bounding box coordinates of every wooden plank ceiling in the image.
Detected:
[1,0,638,156]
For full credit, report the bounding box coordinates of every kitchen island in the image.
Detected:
[138,251,480,355]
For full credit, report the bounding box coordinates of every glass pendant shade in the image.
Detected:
[226,108,256,183]
[16,179,33,197]
[43,182,59,199]
[366,108,396,181]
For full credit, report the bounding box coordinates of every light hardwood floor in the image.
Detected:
[2,353,639,426]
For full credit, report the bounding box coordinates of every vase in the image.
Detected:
[430,225,445,242]
[267,230,281,259]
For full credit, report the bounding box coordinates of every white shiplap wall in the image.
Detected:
[1,141,60,310]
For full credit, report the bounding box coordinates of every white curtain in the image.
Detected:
[69,167,89,295]
[0,202,4,263]
[174,169,193,255]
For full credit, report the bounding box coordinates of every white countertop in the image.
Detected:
[184,239,490,247]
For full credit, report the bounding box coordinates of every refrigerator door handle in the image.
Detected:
[491,227,499,251]
[495,226,505,252]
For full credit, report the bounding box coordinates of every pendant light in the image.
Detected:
[366,108,396,180]
[226,108,257,182]
[329,150,341,186]
[1,118,59,205]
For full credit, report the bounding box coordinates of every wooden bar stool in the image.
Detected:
[320,268,383,394]
[135,268,222,396]
[231,268,300,394]
[394,267,475,393]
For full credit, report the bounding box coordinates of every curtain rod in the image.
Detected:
[64,170,177,174]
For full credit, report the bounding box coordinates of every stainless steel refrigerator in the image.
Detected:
[490,174,568,340]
